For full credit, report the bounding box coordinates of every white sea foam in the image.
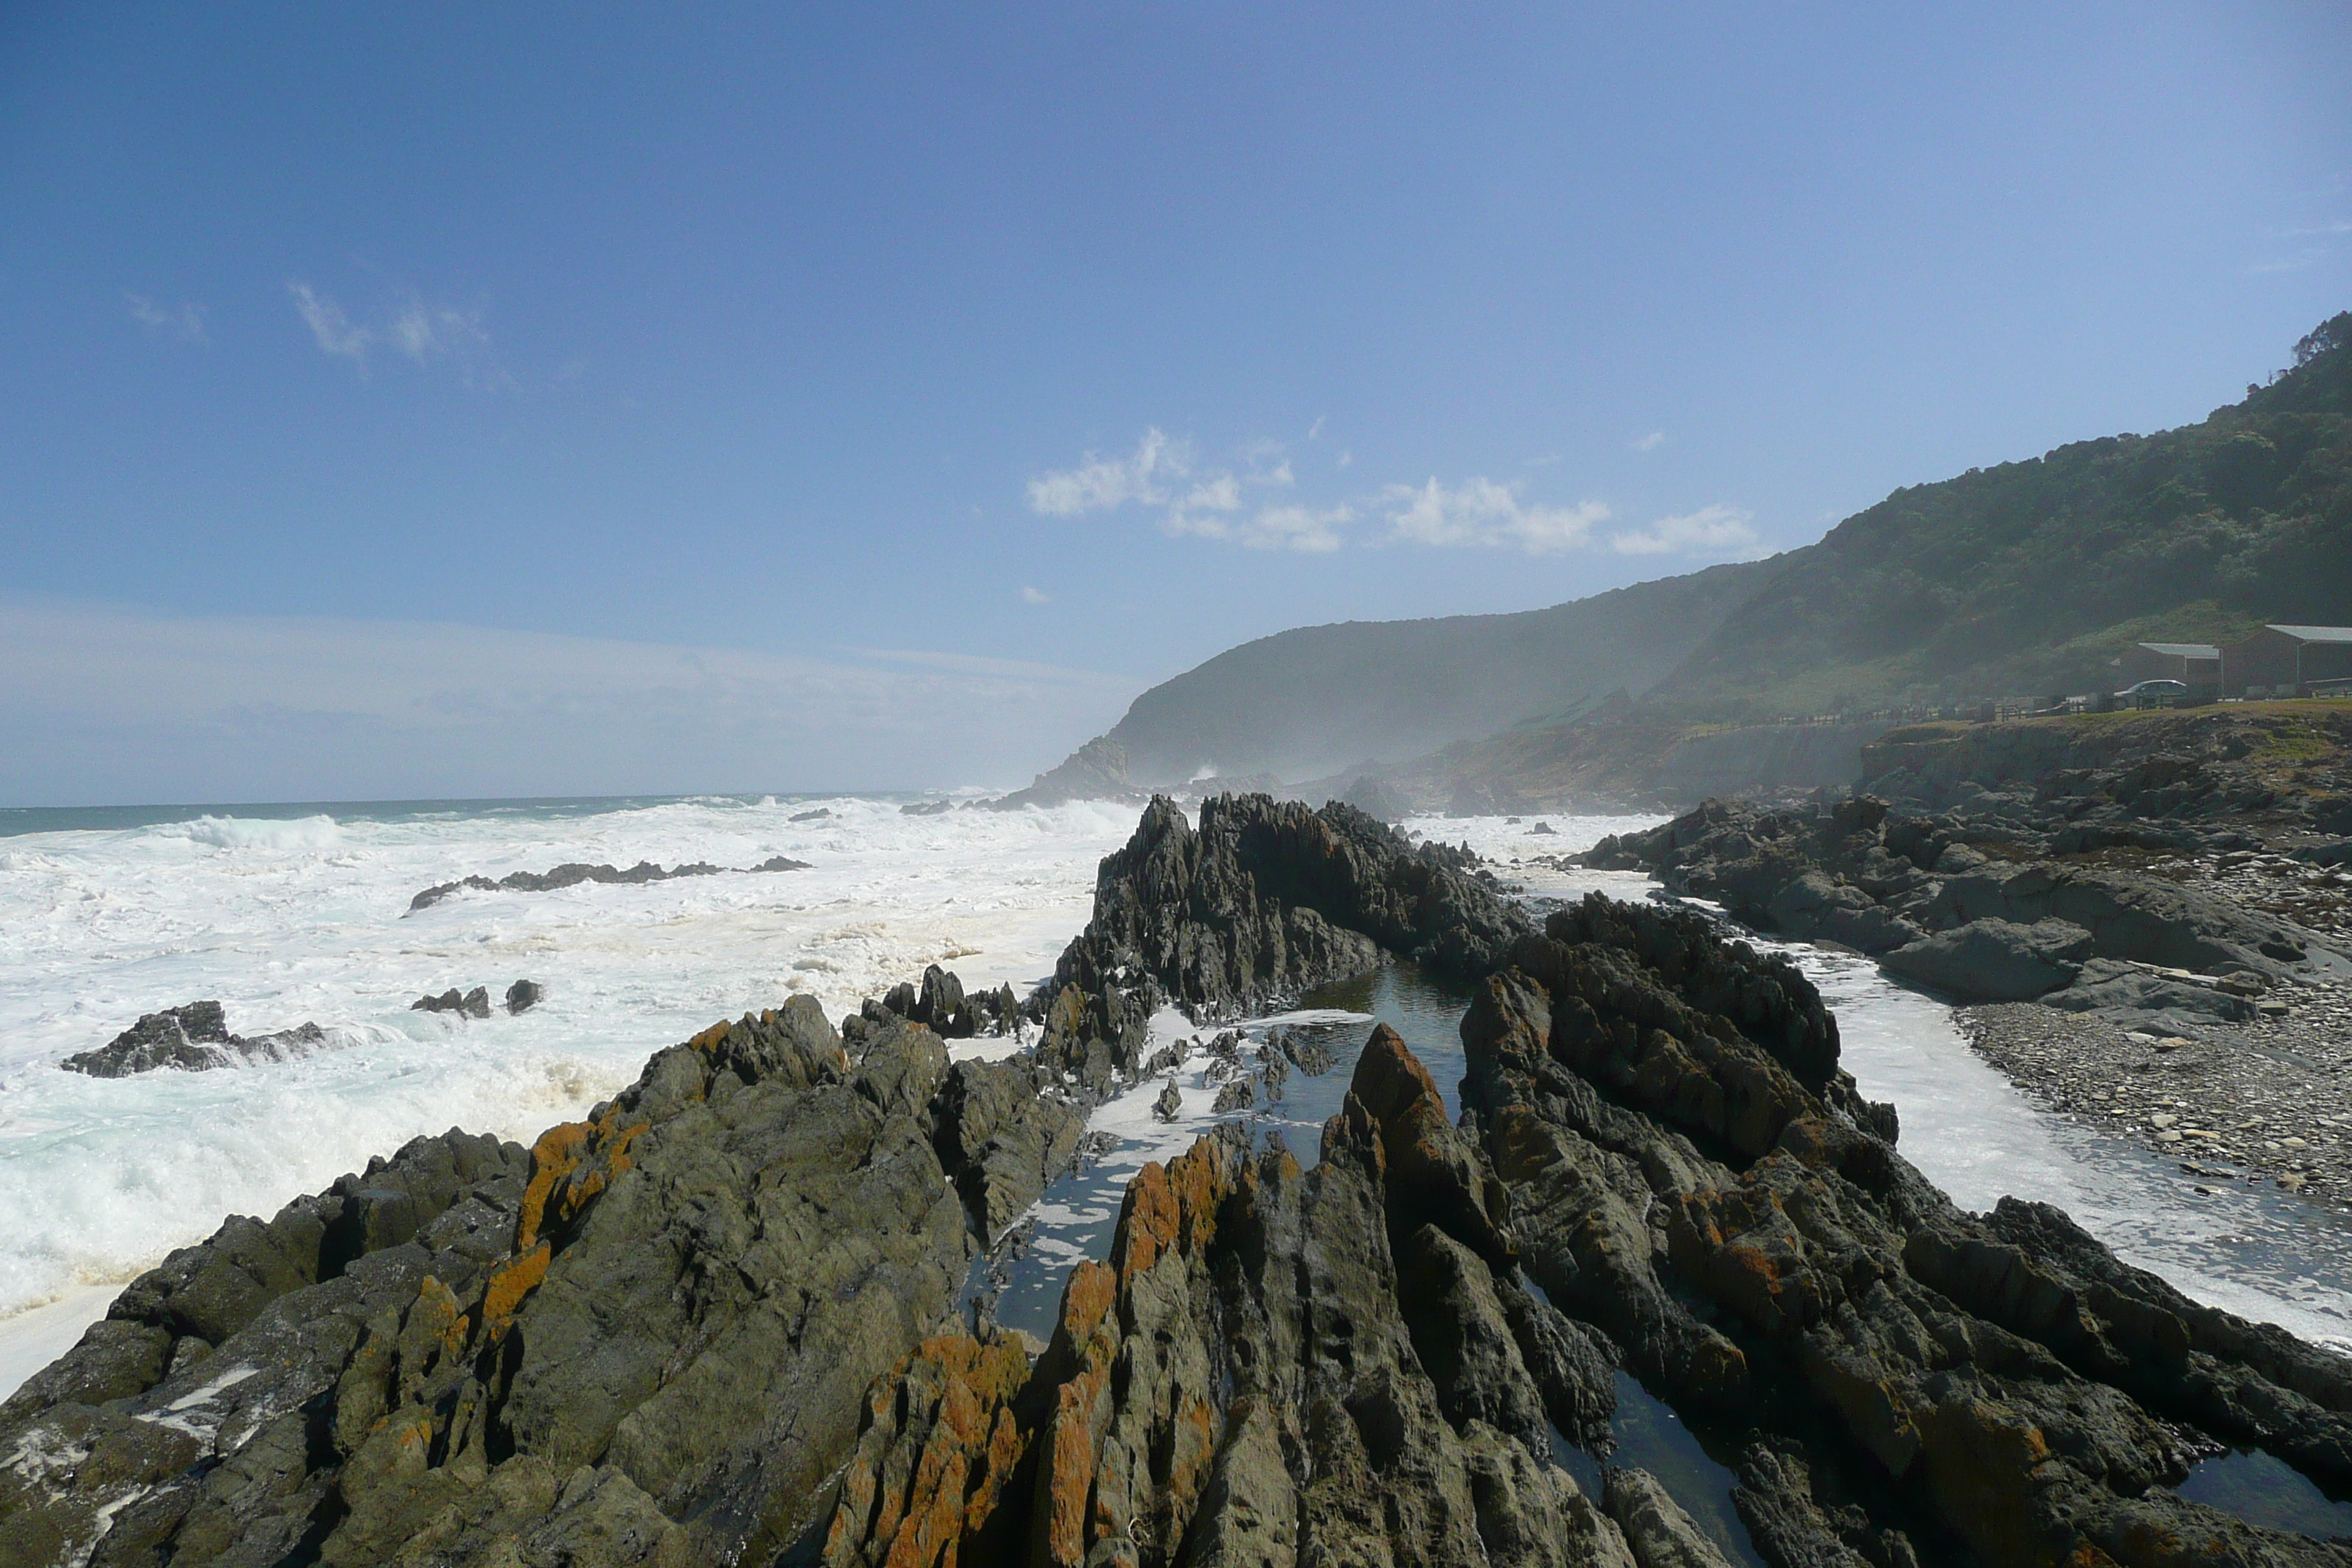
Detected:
[0,793,1137,1373]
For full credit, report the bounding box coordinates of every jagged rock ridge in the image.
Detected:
[1056,792,1531,1014]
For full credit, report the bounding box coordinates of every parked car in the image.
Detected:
[2114,679,2188,703]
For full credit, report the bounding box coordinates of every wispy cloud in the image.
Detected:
[127,293,208,343]
[1166,502,1354,553]
[291,283,372,363]
[1025,429,1751,562]
[1025,428,1191,516]
[1382,478,1607,554]
[1609,503,1763,559]
[288,281,505,385]
[1020,585,1051,605]
[2249,217,2351,275]
[1027,429,1319,546]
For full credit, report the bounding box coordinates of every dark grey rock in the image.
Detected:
[408,853,810,912]
[2041,959,2258,1026]
[1055,792,1532,1016]
[505,978,544,1014]
[60,1001,329,1077]
[1882,917,2094,1001]
[412,985,493,1018]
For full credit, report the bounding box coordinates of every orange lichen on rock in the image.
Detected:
[477,1241,551,1338]
[823,1330,1038,1568]
[513,1121,589,1252]
[1109,1136,1235,1286]
[513,1101,649,1254]
[1667,1181,1825,1335]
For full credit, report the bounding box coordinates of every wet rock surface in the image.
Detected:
[59,1000,330,1077]
[407,854,810,913]
[827,888,2352,1568]
[413,985,494,1018]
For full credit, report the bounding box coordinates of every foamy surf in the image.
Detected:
[0,793,1139,1360]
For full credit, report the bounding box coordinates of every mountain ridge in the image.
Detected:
[1013,310,2351,807]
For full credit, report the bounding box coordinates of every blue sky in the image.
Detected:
[2,3,2348,802]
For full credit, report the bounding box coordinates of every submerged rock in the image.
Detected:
[407,853,810,912]
[413,984,493,1018]
[60,1000,329,1077]
[505,978,543,1014]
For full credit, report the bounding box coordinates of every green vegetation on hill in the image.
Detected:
[1647,312,2352,718]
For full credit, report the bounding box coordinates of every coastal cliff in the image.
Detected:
[7,796,2352,1568]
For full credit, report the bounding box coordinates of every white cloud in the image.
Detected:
[1382,478,1607,554]
[127,293,207,343]
[1336,449,1352,469]
[290,282,372,363]
[289,282,503,385]
[1027,431,1306,550]
[1180,474,1242,514]
[1608,503,1764,559]
[1634,430,1666,452]
[1020,585,1051,605]
[1308,415,1327,440]
[1025,428,1190,516]
[1166,503,1353,553]
[388,294,489,363]
[0,600,1138,802]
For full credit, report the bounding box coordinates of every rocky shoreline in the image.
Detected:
[8,794,2352,1568]
[1960,1000,2352,1200]
[1580,713,2352,1221]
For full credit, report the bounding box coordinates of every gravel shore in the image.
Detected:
[1960,994,2352,1202]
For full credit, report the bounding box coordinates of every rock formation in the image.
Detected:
[59,1000,328,1077]
[1057,792,1531,1014]
[12,796,2352,1568]
[1586,796,2351,1022]
[413,986,493,1018]
[824,889,2352,1568]
[407,855,810,913]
